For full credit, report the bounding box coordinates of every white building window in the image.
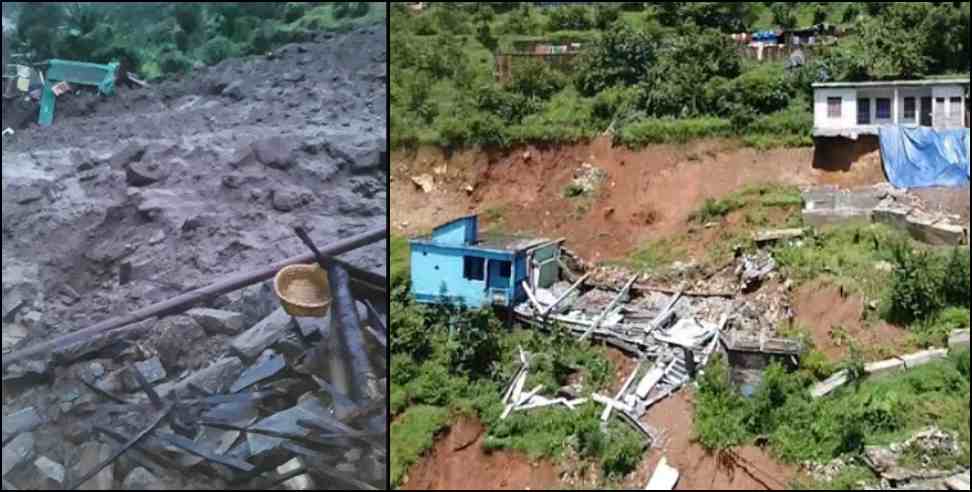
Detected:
[903,97,916,122]
[876,98,892,120]
[827,97,842,119]
[950,97,963,118]
[858,98,871,125]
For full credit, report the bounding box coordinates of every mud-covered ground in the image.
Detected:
[2,26,387,352]
[2,26,387,490]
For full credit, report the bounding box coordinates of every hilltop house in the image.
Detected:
[813,78,970,139]
[409,216,562,308]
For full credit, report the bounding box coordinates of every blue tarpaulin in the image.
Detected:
[878,127,970,189]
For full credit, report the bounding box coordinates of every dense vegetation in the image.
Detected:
[391,2,970,149]
[695,350,970,482]
[4,2,384,80]
[390,282,645,488]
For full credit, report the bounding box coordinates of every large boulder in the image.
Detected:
[252,137,297,170]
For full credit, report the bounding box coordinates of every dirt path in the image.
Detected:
[392,138,887,262]
[626,391,797,491]
[400,418,563,491]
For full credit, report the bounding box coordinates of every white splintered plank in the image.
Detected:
[645,457,680,490]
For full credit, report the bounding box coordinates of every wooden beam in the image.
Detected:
[601,362,642,422]
[3,227,386,372]
[543,273,590,318]
[581,275,638,341]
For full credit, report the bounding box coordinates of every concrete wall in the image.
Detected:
[814,88,858,131]
[411,243,517,308]
[431,216,477,246]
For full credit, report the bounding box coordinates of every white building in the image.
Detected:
[813,79,970,138]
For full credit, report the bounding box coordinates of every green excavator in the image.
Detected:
[3,59,118,128]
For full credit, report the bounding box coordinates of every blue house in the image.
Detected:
[409,216,562,308]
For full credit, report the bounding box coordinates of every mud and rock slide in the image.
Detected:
[392,138,890,263]
[2,26,386,489]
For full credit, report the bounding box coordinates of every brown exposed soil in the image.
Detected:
[792,279,912,362]
[603,346,640,394]
[392,137,888,262]
[625,391,797,491]
[401,418,563,491]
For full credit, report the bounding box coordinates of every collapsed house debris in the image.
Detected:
[2,232,388,491]
[861,428,971,490]
[802,184,970,246]
[495,227,805,488]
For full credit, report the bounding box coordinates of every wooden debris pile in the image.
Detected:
[2,233,388,491]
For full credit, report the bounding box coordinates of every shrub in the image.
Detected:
[547,5,593,31]
[690,196,745,224]
[159,50,193,75]
[617,117,734,147]
[391,301,432,360]
[448,309,502,376]
[173,4,203,34]
[943,247,971,308]
[284,2,309,23]
[202,36,240,65]
[888,245,946,324]
[334,2,370,20]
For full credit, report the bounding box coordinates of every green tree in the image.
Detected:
[656,2,756,33]
[476,21,498,52]
[574,23,657,96]
[547,5,593,31]
[770,2,798,29]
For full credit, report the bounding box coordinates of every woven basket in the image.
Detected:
[274,264,332,318]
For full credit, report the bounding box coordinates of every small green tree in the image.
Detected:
[770,2,798,29]
[888,245,945,324]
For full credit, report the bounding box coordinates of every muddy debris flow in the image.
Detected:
[3,26,387,491]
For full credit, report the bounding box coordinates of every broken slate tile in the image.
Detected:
[294,312,331,338]
[1,325,29,354]
[157,357,243,397]
[77,442,114,491]
[247,396,328,457]
[123,357,168,392]
[33,456,65,485]
[2,433,35,478]
[2,291,25,322]
[122,467,164,490]
[231,308,298,361]
[1,408,43,443]
[187,308,246,336]
[230,350,286,393]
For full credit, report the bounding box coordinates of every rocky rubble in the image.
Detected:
[2,25,388,491]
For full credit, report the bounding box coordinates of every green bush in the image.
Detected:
[334,2,370,20]
[173,4,203,34]
[202,36,240,65]
[285,2,309,23]
[943,247,971,308]
[159,50,193,75]
[617,117,734,147]
[888,246,946,324]
[547,5,593,31]
[690,196,746,224]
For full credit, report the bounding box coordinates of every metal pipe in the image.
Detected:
[2,227,386,372]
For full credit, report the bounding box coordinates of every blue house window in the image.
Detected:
[498,261,512,279]
[463,256,485,281]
